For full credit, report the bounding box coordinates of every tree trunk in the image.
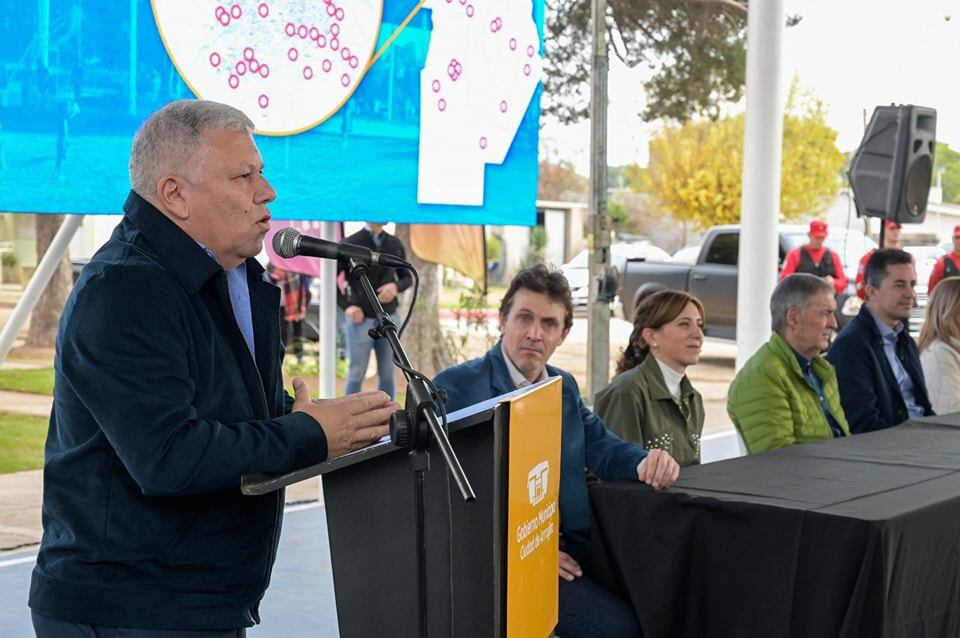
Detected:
[25,214,72,348]
[394,224,451,378]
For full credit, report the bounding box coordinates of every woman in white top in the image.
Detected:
[918,276,960,414]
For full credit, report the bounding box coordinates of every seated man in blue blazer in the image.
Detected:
[434,264,679,638]
[827,248,934,432]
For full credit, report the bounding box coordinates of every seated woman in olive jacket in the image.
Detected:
[595,290,706,466]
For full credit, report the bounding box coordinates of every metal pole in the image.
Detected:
[0,214,83,364]
[736,0,785,370]
[586,0,611,400]
[318,221,337,399]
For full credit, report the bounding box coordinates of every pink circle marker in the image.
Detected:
[490,17,502,32]
[258,3,269,18]
[527,45,535,57]
[349,56,358,69]
[341,47,351,60]
[259,64,270,78]
[523,63,531,76]
[330,37,340,51]
[243,47,254,61]
[317,35,327,47]
[331,23,340,36]
[326,4,335,16]
[228,74,239,89]
[285,22,295,36]
[466,5,474,17]
[215,6,227,19]
[335,7,344,20]
[209,52,221,67]
[509,38,517,51]
[303,66,314,80]
[438,98,447,112]
[230,4,241,19]
[258,94,269,108]
[479,137,487,149]
[288,47,299,61]
[499,100,507,113]
[297,24,308,39]
[310,26,320,40]
[340,73,350,87]
[249,59,260,73]
[236,60,247,75]
[432,79,441,93]
[218,13,231,26]
[322,59,332,72]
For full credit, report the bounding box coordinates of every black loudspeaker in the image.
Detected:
[848,104,937,224]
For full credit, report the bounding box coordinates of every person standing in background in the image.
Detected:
[779,220,847,295]
[928,225,960,294]
[338,222,412,399]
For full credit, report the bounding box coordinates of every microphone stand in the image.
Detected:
[347,258,475,638]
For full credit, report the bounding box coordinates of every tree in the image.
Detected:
[25,214,72,349]
[545,0,748,125]
[393,224,451,378]
[933,142,960,204]
[638,80,845,229]
[538,158,588,200]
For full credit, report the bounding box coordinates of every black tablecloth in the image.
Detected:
[589,415,960,638]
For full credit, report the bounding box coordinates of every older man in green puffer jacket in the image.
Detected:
[728,273,850,453]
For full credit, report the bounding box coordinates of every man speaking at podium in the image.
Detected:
[435,264,680,638]
[28,100,396,637]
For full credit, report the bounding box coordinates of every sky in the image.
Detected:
[542,0,960,176]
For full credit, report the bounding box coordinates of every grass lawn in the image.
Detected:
[0,412,47,473]
[0,367,54,395]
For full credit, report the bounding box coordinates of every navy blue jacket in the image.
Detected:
[826,305,933,433]
[434,343,647,560]
[29,192,328,630]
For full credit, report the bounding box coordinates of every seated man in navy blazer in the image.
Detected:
[434,264,679,638]
[827,248,934,432]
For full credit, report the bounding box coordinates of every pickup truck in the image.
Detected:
[618,224,877,340]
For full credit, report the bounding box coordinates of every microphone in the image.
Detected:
[272,227,407,267]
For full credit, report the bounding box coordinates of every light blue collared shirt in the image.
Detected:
[868,308,924,419]
[198,244,255,357]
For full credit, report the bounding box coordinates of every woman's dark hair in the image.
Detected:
[615,290,705,375]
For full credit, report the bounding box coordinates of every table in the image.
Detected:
[589,415,960,638]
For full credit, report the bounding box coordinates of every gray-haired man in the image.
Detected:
[29,100,397,636]
[727,273,851,453]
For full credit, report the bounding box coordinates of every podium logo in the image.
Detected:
[527,461,549,506]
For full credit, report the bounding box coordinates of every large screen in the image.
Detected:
[0,0,543,224]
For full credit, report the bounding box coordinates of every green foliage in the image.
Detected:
[0,412,47,474]
[608,200,632,230]
[486,234,503,263]
[933,142,960,204]
[522,226,548,267]
[544,0,748,124]
[0,368,55,395]
[445,288,498,364]
[643,80,845,229]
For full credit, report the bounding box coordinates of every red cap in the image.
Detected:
[884,220,901,230]
[953,225,960,237]
[808,220,828,238]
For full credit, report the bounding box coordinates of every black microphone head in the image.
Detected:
[273,227,301,258]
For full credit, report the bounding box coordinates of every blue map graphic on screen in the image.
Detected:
[0,0,543,225]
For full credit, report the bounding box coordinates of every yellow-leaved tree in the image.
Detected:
[637,79,846,229]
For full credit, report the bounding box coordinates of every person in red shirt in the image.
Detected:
[855,220,903,300]
[779,220,847,294]
[928,225,960,294]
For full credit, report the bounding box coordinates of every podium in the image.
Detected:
[242,378,563,638]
